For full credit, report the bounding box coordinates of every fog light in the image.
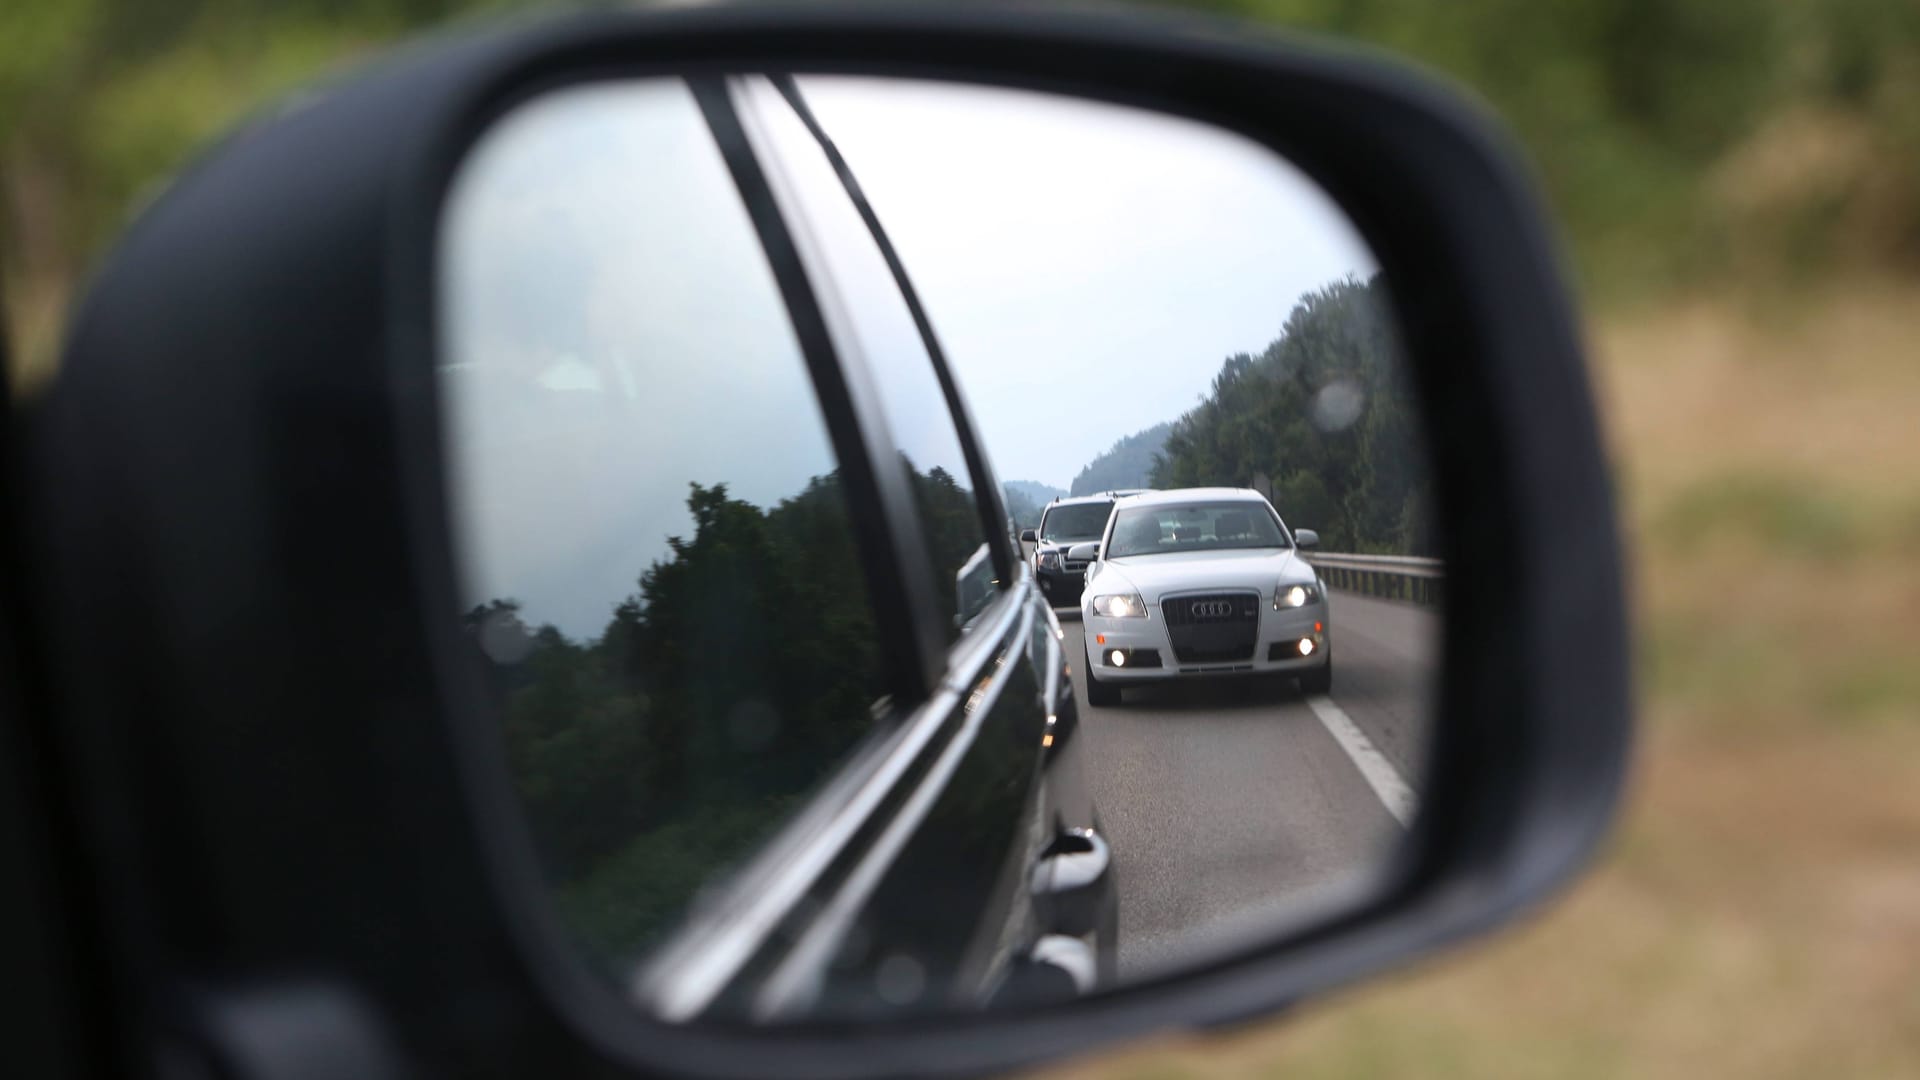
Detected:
[1298,638,1315,657]
[1110,650,1127,667]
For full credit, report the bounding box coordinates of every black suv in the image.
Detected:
[1022,491,1148,604]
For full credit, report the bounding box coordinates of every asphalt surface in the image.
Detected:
[1059,588,1438,979]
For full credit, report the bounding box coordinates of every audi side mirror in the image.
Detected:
[22,5,1628,1079]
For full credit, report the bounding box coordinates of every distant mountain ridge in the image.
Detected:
[1069,422,1173,496]
[1004,479,1067,505]
[1000,480,1066,531]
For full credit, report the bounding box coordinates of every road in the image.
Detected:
[1058,588,1438,978]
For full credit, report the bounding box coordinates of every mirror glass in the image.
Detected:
[438,73,1438,1023]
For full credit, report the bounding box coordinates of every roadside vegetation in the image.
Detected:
[471,464,982,966]
[1152,277,1428,555]
[1016,276,1420,555]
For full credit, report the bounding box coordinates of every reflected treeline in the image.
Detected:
[1155,275,1433,555]
[466,461,980,967]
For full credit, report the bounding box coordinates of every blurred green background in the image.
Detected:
[5,2,1917,1077]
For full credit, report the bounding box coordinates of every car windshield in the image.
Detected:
[1040,502,1113,542]
[1105,502,1290,557]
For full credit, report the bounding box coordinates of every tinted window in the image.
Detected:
[741,77,994,636]
[1039,502,1112,542]
[439,80,888,969]
[1107,502,1289,557]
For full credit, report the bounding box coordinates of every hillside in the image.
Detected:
[1068,422,1172,496]
[1004,479,1066,506]
[1002,480,1068,531]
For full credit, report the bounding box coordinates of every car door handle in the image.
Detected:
[1029,827,1111,938]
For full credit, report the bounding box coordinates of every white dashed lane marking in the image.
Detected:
[1306,694,1417,827]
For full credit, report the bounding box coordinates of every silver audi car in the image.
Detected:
[1079,488,1330,705]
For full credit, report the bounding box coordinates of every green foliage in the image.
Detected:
[555,798,797,971]
[466,459,987,962]
[1070,422,1173,496]
[906,460,989,624]
[469,474,884,958]
[1184,0,1920,294]
[1,0,554,382]
[1152,275,1432,554]
[2,0,506,259]
[9,0,1920,385]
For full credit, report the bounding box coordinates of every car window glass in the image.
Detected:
[1040,502,1112,542]
[438,79,890,972]
[739,76,994,638]
[1107,502,1289,557]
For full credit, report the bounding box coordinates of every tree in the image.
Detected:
[1150,275,1433,555]
[461,462,978,962]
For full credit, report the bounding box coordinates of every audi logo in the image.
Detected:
[1191,600,1236,618]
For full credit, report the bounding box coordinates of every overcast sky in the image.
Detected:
[797,75,1378,491]
[439,77,1376,637]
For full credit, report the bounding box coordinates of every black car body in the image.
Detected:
[21,62,1117,1031]
[1024,490,1146,605]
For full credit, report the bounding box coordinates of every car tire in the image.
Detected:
[1084,647,1122,707]
[1299,658,1333,695]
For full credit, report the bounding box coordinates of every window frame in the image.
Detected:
[750,75,1022,627]
[625,74,1044,1024]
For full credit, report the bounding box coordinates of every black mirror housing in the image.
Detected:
[22,5,1630,1079]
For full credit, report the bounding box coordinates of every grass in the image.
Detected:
[1032,282,1920,1079]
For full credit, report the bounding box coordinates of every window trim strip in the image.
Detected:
[771,74,1017,593]
[688,75,943,703]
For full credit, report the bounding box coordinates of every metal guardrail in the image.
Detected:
[1305,552,1444,605]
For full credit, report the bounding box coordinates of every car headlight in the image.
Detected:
[1091,593,1147,618]
[1274,582,1321,609]
[1037,550,1061,571]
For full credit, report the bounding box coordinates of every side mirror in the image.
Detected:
[953,543,996,627]
[26,5,1628,1080]
[1294,528,1320,549]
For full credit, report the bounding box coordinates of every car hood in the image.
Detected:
[1091,548,1315,602]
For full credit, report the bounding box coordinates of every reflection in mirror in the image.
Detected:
[438,73,1436,1025]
